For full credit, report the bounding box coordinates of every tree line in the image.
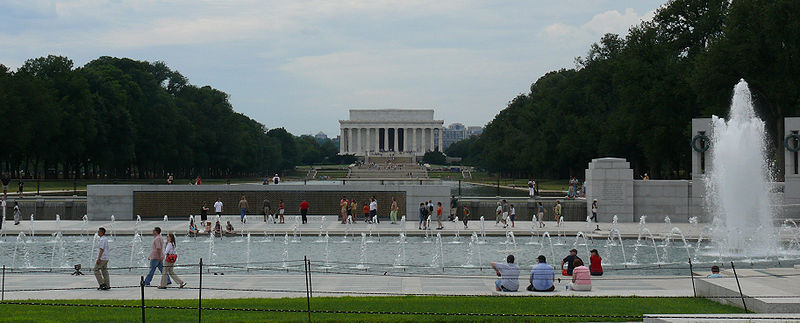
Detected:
[0,56,352,179]
[447,0,799,179]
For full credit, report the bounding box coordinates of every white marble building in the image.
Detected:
[339,109,444,158]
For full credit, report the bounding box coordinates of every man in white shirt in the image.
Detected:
[272,174,280,184]
[94,227,111,290]
[214,198,223,216]
[369,197,378,223]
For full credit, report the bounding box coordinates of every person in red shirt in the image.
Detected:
[362,203,370,223]
[299,200,310,224]
[278,200,285,224]
[589,249,603,276]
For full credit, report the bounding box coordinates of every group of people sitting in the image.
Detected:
[491,249,603,292]
[187,218,236,236]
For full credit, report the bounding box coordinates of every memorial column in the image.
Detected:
[348,128,354,153]
[383,127,389,152]
[429,127,434,152]
[339,128,345,154]
[438,128,443,152]
[393,127,398,152]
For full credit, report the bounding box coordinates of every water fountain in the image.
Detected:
[352,233,369,270]
[207,231,217,265]
[129,231,145,269]
[450,216,462,244]
[28,214,35,241]
[291,216,301,242]
[320,233,333,269]
[462,233,477,268]
[80,214,89,240]
[246,233,251,270]
[341,222,350,243]
[605,228,627,264]
[49,231,67,269]
[316,216,327,242]
[429,232,443,269]
[281,233,290,268]
[632,227,660,264]
[478,216,487,244]
[12,232,31,268]
[554,218,565,245]
[109,215,116,241]
[573,232,591,257]
[707,79,777,256]
[400,215,407,236]
[87,232,98,268]
[393,233,407,269]
[423,215,432,243]
[163,214,169,224]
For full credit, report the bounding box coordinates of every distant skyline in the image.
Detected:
[1,1,664,136]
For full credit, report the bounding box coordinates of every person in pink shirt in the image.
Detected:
[567,258,592,291]
[143,227,170,286]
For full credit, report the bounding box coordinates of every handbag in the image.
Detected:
[166,254,177,263]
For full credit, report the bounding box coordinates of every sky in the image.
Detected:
[0,0,666,136]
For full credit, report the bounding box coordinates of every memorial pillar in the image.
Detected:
[393,127,398,152]
[429,128,434,152]
[365,128,370,153]
[348,128,354,153]
[383,128,389,152]
[438,128,443,152]
[339,128,344,154]
[412,128,417,153]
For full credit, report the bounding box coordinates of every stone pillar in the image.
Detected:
[438,128,443,152]
[365,128,370,153]
[348,128,354,153]
[404,127,410,152]
[585,157,634,222]
[412,128,417,153]
[429,128,434,152]
[376,128,380,152]
[392,128,400,152]
[690,118,713,220]
[383,128,389,152]
[339,128,345,154]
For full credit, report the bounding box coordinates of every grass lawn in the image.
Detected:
[0,296,743,322]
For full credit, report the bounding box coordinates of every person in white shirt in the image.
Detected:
[214,198,223,216]
[159,233,186,289]
[369,197,378,223]
[94,227,111,290]
[272,174,280,184]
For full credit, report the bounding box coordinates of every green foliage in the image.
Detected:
[468,0,800,178]
[0,56,342,179]
[422,150,446,164]
[0,296,743,322]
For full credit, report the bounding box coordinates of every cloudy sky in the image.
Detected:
[0,0,665,136]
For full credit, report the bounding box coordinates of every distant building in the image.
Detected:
[467,126,483,137]
[339,109,444,158]
[314,132,328,141]
[442,123,467,150]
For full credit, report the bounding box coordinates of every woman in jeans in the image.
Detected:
[159,233,186,289]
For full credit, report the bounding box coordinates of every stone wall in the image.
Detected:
[633,180,692,223]
[1,198,86,221]
[88,183,450,220]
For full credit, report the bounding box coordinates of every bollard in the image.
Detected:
[688,258,696,297]
[199,258,203,323]
[731,261,748,313]
[2,265,5,301]
[458,180,461,196]
[140,276,146,323]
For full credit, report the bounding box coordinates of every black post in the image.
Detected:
[199,258,203,323]
[731,261,748,313]
[688,258,696,297]
[36,178,40,196]
[458,180,461,196]
[73,178,77,196]
[2,265,5,301]
[140,276,146,323]
[304,256,311,322]
[308,259,313,299]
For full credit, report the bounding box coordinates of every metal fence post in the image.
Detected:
[2,265,5,301]
[199,258,203,323]
[730,261,748,313]
[140,275,146,323]
[688,258,696,297]
[304,256,311,322]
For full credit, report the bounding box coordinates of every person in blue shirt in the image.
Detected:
[491,255,520,292]
[707,265,722,278]
[527,255,555,291]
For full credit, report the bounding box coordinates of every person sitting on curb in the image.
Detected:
[491,255,520,292]
[567,258,592,291]
[224,221,235,234]
[527,255,555,292]
[707,265,722,278]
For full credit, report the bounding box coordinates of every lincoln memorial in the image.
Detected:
[339,109,444,161]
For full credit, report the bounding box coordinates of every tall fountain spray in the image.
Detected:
[707,79,777,256]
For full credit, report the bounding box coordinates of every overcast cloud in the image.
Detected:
[0,0,664,136]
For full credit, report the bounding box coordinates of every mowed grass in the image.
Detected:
[0,296,743,322]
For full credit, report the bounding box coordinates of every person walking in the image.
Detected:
[462,206,470,229]
[144,227,170,286]
[200,201,209,223]
[263,198,272,223]
[159,233,186,289]
[390,198,398,224]
[418,203,426,230]
[94,227,111,290]
[17,178,23,198]
[435,202,443,230]
[590,199,598,222]
[340,197,348,224]
[1,174,10,198]
[509,204,516,228]
[278,199,285,224]
[528,179,535,198]
[501,200,509,228]
[238,195,248,223]
[213,198,223,217]
[369,197,378,223]
[13,201,21,225]
[537,202,545,228]
[299,200,310,224]
[449,195,458,222]
[494,201,502,226]
[362,202,370,223]
[554,200,562,226]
